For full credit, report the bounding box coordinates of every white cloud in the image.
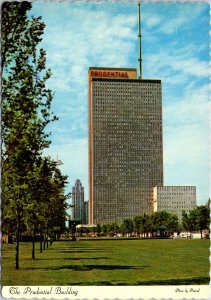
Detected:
[164,84,209,126]
[171,58,209,78]
[164,124,208,166]
[144,15,161,29]
[40,7,137,93]
[144,49,209,85]
[153,3,207,35]
[163,120,209,205]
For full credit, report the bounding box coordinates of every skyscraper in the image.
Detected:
[71,179,85,223]
[88,68,163,225]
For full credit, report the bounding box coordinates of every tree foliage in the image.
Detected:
[182,205,210,239]
[2,2,67,269]
[96,211,179,237]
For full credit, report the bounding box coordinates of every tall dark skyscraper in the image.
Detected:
[88,68,163,225]
[88,4,163,225]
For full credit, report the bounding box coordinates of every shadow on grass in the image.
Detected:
[136,277,210,285]
[70,277,209,286]
[41,264,149,271]
[46,247,88,250]
[36,257,110,261]
[57,249,108,254]
[43,247,109,252]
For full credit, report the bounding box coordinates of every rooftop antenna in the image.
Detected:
[138,0,142,79]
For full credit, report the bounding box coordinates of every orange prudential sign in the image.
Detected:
[89,68,137,80]
[90,70,129,78]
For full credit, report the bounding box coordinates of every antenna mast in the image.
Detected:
[138,1,142,79]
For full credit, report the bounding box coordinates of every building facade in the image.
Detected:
[83,201,89,225]
[72,179,88,224]
[88,67,163,225]
[153,186,197,221]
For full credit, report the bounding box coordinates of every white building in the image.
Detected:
[153,186,196,221]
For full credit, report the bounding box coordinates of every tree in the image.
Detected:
[110,222,120,236]
[121,218,134,236]
[47,165,68,241]
[2,2,33,69]
[182,211,196,234]
[166,213,178,232]
[133,216,143,237]
[26,157,67,256]
[101,224,108,236]
[195,206,210,239]
[96,224,101,237]
[2,2,58,269]
[150,211,178,236]
[182,206,210,239]
[143,214,154,237]
[105,222,119,237]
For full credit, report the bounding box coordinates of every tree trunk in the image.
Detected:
[43,232,46,250]
[15,237,19,270]
[32,232,35,259]
[15,219,20,270]
[46,227,49,248]
[50,236,53,245]
[40,229,43,253]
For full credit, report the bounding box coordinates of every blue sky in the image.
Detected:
[31,1,210,207]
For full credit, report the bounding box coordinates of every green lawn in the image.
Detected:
[2,239,210,286]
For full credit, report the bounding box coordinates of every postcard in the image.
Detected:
[1,0,210,299]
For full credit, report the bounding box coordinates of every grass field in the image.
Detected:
[2,239,210,286]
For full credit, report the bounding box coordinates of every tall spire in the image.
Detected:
[138,1,142,79]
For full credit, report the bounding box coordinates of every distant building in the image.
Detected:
[153,186,197,221]
[72,179,88,224]
[88,67,163,224]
